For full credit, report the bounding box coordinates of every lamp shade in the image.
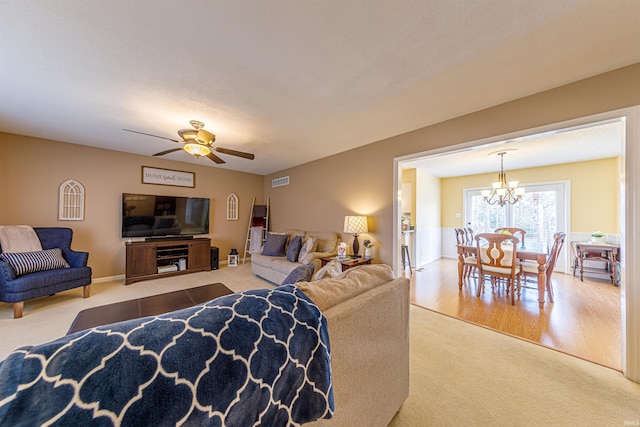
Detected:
[343,216,368,234]
[184,143,211,157]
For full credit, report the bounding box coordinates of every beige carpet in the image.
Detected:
[2,263,639,426]
[390,306,640,426]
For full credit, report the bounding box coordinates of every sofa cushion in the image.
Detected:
[270,258,304,275]
[296,264,395,311]
[0,248,70,277]
[281,264,315,285]
[286,229,306,242]
[312,257,343,281]
[286,235,302,263]
[305,231,338,253]
[298,237,318,264]
[262,232,288,256]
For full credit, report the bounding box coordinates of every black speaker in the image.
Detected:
[210,246,219,270]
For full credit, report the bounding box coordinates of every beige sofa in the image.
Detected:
[298,264,410,426]
[0,264,408,425]
[251,230,340,284]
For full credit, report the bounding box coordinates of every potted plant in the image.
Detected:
[363,240,374,259]
[591,231,605,244]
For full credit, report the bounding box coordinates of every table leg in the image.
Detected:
[537,261,547,309]
[612,252,619,286]
[458,252,464,290]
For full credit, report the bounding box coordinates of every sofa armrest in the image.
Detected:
[63,250,89,268]
[0,260,17,282]
[311,251,337,260]
[308,277,410,426]
[299,251,337,266]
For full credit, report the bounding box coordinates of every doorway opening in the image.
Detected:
[393,106,639,381]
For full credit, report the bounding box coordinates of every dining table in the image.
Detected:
[457,242,550,309]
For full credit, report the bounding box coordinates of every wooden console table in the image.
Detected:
[125,238,211,284]
[572,241,620,286]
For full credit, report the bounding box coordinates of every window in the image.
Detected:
[59,179,85,221]
[226,193,238,220]
[464,181,568,262]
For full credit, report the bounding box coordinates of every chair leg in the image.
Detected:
[13,302,24,319]
[83,284,91,298]
[510,280,515,305]
[477,275,484,297]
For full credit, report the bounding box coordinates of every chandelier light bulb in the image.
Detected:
[482,151,525,206]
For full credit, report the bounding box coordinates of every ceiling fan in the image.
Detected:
[123,120,255,164]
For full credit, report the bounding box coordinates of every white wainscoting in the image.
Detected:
[414,227,442,268]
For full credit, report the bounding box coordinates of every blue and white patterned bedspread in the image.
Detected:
[0,284,334,426]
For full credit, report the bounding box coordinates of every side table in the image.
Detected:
[321,256,372,272]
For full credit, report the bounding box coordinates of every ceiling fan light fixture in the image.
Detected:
[196,129,215,146]
[178,129,197,142]
[184,143,211,158]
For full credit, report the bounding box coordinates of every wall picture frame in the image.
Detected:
[142,166,195,188]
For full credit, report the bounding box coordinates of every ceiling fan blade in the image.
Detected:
[214,147,255,160]
[123,129,181,143]
[153,148,183,156]
[206,152,226,164]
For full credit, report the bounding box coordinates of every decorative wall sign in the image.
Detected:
[59,179,85,220]
[142,166,195,188]
[227,193,239,220]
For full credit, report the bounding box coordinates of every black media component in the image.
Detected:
[210,246,219,270]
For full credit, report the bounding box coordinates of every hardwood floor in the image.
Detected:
[406,258,622,370]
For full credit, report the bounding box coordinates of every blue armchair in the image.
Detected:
[0,227,92,318]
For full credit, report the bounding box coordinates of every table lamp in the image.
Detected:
[343,215,368,257]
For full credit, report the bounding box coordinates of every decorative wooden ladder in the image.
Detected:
[243,197,269,263]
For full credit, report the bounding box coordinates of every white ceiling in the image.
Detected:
[1,1,639,176]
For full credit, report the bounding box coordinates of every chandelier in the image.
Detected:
[481,151,525,206]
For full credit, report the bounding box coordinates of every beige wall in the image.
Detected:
[2,63,639,273]
[0,134,264,278]
[440,157,620,233]
[265,63,640,265]
[401,169,416,227]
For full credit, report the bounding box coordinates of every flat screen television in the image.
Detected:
[122,193,210,239]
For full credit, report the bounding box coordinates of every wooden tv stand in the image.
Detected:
[125,238,211,285]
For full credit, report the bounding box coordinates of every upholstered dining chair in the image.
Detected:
[455,228,477,280]
[519,232,566,304]
[475,233,521,305]
[494,227,526,247]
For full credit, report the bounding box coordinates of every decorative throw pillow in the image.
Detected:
[286,235,302,263]
[261,232,288,256]
[297,237,318,265]
[0,248,70,277]
[281,264,315,285]
[312,257,343,281]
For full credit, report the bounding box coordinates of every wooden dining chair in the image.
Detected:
[494,228,526,247]
[464,227,474,245]
[475,233,521,305]
[455,228,477,280]
[519,232,566,303]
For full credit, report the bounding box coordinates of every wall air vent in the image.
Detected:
[272,176,289,188]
